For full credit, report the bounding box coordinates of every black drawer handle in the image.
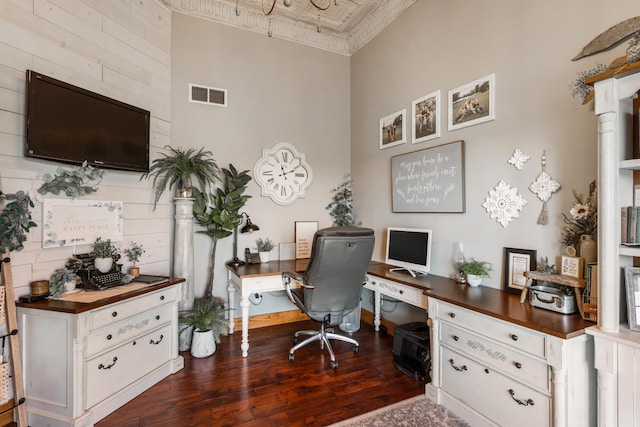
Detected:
[156,315,160,320]
[452,335,459,341]
[515,362,522,369]
[449,313,456,318]
[98,357,118,370]
[160,295,165,301]
[511,334,518,341]
[509,389,534,406]
[484,368,489,374]
[112,311,118,317]
[106,334,112,340]
[150,334,164,345]
[449,359,467,372]
[399,290,404,294]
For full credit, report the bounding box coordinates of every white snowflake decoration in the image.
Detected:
[529,171,560,202]
[508,149,530,170]
[482,180,528,228]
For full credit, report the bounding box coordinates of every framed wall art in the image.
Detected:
[295,221,318,259]
[502,247,537,294]
[412,90,440,144]
[379,109,406,149]
[391,140,465,213]
[448,73,495,131]
[624,267,640,331]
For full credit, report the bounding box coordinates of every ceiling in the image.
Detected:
[160,0,417,55]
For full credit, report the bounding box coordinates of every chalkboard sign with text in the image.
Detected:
[391,140,465,213]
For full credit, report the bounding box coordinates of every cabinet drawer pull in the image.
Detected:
[156,315,160,320]
[515,362,522,369]
[160,295,165,301]
[112,311,118,318]
[399,290,404,294]
[449,312,456,318]
[484,368,489,374]
[150,334,164,345]
[452,335,459,341]
[106,334,112,340]
[98,357,118,370]
[508,389,534,406]
[449,359,467,372]
[511,334,518,341]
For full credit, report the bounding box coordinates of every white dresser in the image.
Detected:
[17,281,184,427]
[425,287,595,427]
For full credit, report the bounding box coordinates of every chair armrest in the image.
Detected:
[282,272,313,305]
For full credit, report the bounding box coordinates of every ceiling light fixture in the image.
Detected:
[236,0,339,37]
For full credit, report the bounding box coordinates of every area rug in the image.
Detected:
[328,394,470,427]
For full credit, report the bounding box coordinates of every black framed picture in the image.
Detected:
[502,247,537,294]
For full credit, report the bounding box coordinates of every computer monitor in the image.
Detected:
[385,227,432,277]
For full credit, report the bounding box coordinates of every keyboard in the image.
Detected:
[88,271,125,290]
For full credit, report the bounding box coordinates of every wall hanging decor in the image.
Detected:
[448,74,495,131]
[508,148,530,170]
[529,150,561,225]
[482,180,527,228]
[412,91,440,144]
[379,109,406,149]
[391,140,465,213]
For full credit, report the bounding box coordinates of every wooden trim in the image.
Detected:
[0,399,14,425]
[234,308,400,335]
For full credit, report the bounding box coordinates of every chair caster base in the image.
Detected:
[331,360,338,369]
[353,345,359,353]
[289,353,295,362]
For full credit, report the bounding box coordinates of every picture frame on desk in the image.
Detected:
[624,267,640,331]
[295,221,318,259]
[502,247,536,294]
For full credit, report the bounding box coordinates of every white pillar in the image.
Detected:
[174,197,194,312]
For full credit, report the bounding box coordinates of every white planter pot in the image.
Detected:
[259,251,270,263]
[94,257,113,273]
[190,329,216,358]
[64,280,77,293]
[466,274,483,287]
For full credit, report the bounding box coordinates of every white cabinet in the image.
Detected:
[17,283,184,427]
[585,62,640,427]
[427,298,595,427]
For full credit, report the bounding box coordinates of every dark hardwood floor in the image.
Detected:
[95,320,424,427]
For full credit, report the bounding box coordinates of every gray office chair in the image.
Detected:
[283,226,375,369]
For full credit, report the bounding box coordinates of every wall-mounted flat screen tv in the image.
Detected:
[25,70,150,172]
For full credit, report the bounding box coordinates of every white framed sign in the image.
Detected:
[295,221,318,259]
[560,255,583,279]
[42,199,123,248]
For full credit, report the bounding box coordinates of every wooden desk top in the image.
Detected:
[229,260,594,340]
[15,278,185,314]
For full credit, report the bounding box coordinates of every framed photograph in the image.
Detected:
[448,73,495,131]
[379,109,406,149]
[624,267,640,331]
[412,90,440,144]
[295,221,318,259]
[502,247,537,294]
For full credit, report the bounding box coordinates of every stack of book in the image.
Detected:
[621,206,640,246]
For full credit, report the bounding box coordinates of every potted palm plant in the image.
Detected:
[179,296,230,357]
[459,259,492,287]
[140,145,220,209]
[91,237,120,273]
[123,241,145,277]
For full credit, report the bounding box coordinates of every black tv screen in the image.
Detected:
[25,70,150,172]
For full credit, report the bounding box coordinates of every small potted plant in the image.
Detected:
[255,237,275,263]
[179,296,230,358]
[91,237,120,273]
[49,267,79,298]
[124,241,145,277]
[460,258,492,287]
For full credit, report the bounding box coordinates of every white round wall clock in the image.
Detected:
[253,142,313,205]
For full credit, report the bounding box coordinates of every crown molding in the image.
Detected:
[160,0,416,56]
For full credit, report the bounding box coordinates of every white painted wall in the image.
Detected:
[351,0,638,323]
[0,0,172,297]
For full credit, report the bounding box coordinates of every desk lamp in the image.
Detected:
[227,212,259,267]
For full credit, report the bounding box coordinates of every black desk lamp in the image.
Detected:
[227,212,260,267]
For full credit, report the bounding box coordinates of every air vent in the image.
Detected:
[189,84,227,107]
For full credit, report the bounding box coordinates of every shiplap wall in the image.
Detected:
[0,0,173,298]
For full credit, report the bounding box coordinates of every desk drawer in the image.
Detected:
[365,278,427,309]
[231,274,289,293]
[440,322,549,393]
[90,287,177,330]
[441,347,550,427]
[434,300,545,358]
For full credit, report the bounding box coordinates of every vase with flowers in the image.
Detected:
[561,180,597,263]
